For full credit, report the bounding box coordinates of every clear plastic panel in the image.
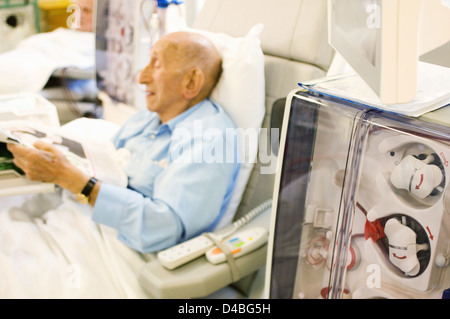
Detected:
[269,91,450,299]
[348,112,450,299]
[269,91,366,299]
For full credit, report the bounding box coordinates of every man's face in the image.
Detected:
[77,0,93,32]
[138,38,186,122]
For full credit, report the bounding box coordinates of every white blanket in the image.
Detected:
[0,28,94,95]
[0,190,151,299]
[0,118,153,298]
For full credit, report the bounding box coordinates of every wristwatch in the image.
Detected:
[76,177,98,204]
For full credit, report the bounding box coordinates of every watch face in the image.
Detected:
[76,193,89,204]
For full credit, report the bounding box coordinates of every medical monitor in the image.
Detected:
[328,0,450,105]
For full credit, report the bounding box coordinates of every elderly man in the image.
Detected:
[7,31,240,253]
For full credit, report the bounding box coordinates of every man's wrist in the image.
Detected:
[57,167,90,194]
[76,177,98,204]
[75,177,98,204]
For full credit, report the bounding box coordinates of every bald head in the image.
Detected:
[139,31,223,122]
[159,31,222,100]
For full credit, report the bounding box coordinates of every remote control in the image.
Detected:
[157,234,214,270]
[205,227,268,264]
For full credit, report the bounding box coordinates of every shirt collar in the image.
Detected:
[159,99,209,133]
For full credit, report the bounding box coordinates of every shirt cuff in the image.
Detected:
[91,183,128,228]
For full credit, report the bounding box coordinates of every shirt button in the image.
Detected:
[150,134,156,139]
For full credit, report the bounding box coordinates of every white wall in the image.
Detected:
[184,0,205,26]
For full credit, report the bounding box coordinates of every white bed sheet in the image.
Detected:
[0,28,94,96]
[0,190,151,298]
[0,118,152,299]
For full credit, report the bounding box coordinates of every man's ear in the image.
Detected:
[183,68,205,100]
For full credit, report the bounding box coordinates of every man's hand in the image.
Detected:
[7,140,90,195]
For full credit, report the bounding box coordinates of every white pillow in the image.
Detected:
[187,24,266,229]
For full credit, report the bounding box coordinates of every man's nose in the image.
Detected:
[138,64,152,84]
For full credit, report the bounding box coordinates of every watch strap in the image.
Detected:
[81,177,98,197]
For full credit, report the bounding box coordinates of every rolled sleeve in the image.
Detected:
[91,183,127,228]
[92,183,183,252]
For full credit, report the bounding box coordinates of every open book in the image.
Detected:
[0,120,128,197]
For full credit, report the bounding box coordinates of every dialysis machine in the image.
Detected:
[265,89,450,299]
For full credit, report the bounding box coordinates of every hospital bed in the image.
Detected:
[136,0,335,298]
[0,24,98,125]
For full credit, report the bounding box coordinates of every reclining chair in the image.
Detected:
[137,0,335,298]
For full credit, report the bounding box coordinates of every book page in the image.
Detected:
[0,120,128,193]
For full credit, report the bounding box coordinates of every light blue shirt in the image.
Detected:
[92,99,240,253]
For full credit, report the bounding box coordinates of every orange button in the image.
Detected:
[231,248,242,255]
